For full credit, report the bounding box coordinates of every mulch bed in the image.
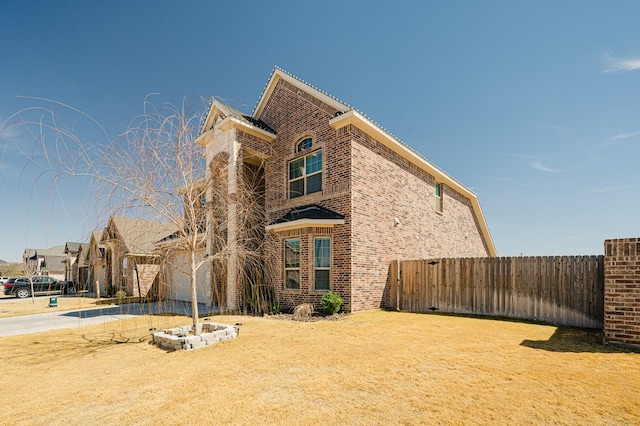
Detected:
[266,312,349,322]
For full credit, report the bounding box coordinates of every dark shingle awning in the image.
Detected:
[266,205,345,232]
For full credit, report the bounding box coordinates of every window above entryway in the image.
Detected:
[289,149,322,199]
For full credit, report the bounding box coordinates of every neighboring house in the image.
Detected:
[196,67,496,313]
[22,246,66,280]
[75,242,90,290]
[86,232,106,295]
[63,242,88,285]
[100,216,177,297]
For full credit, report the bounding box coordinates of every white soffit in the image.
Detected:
[265,218,345,233]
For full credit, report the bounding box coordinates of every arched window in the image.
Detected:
[296,137,313,152]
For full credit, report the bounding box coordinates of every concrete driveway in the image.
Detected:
[0,299,216,337]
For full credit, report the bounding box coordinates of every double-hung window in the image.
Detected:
[284,238,301,290]
[435,182,443,213]
[289,150,322,199]
[314,237,330,291]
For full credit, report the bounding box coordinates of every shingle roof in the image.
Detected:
[201,98,276,135]
[42,254,66,274]
[271,205,345,225]
[23,245,66,259]
[64,242,83,253]
[104,216,178,255]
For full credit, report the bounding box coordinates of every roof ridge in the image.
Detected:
[252,66,353,117]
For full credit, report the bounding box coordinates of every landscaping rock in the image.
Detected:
[152,322,238,351]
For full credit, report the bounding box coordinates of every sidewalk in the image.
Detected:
[0,299,217,337]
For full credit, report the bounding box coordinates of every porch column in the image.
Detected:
[226,139,240,311]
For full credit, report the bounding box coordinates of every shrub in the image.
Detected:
[115,290,127,299]
[270,303,282,315]
[320,291,343,315]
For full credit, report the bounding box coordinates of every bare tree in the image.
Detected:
[22,250,41,303]
[2,97,274,334]
[207,153,274,315]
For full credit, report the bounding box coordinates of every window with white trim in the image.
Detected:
[289,150,322,199]
[435,182,443,213]
[314,237,330,291]
[284,238,300,290]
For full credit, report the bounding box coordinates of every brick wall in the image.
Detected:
[254,78,490,313]
[348,126,490,311]
[604,238,640,348]
[258,79,353,313]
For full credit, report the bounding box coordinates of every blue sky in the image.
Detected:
[1,0,639,262]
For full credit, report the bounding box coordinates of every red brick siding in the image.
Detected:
[258,80,353,313]
[252,78,489,313]
[347,126,490,311]
[604,238,640,348]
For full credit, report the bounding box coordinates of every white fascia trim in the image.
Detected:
[254,69,348,118]
[265,218,345,233]
[195,129,214,146]
[329,110,496,256]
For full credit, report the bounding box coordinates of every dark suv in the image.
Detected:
[3,276,66,299]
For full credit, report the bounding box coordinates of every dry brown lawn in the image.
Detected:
[0,294,100,317]
[0,309,638,425]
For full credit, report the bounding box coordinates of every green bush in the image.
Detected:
[320,291,343,315]
[270,303,282,315]
[115,290,128,299]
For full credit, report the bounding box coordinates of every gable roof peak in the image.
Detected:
[200,97,276,137]
[253,67,351,118]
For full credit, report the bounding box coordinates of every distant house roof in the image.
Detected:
[76,243,89,260]
[266,205,345,233]
[86,232,104,260]
[41,254,66,274]
[64,242,83,254]
[23,245,66,261]
[102,216,178,255]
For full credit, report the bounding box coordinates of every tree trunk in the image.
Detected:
[190,250,200,335]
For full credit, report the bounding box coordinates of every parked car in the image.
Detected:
[0,276,13,284]
[3,276,68,298]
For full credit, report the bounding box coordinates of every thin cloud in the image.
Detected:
[531,161,561,173]
[603,53,640,73]
[609,130,640,142]
[539,124,569,132]
[592,184,640,193]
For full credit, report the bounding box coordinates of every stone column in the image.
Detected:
[226,138,240,311]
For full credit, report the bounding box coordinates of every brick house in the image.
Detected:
[22,246,66,280]
[196,68,496,313]
[100,216,177,297]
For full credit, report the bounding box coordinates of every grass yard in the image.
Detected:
[0,309,638,425]
[0,294,100,317]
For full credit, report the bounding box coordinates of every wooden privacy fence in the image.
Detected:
[389,256,604,328]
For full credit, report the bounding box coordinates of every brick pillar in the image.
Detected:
[604,238,640,348]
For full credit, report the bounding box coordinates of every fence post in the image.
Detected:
[396,259,401,311]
